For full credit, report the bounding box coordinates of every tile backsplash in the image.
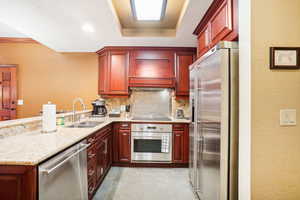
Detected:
[103,90,190,118]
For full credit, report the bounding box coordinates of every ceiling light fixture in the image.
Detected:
[82,23,95,33]
[131,0,167,21]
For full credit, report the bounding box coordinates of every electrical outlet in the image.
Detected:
[280,109,296,126]
[120,105,126,112]
[17,99,24,105]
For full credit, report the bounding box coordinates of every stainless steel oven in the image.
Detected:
[131,124,172,162]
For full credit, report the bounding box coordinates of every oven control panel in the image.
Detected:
[161,135,169,153]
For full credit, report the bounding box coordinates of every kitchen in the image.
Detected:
[1,0,300,200]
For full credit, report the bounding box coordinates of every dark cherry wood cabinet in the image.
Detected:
[97,50,129,97]
[197,24,211,58]
[193,0,238,58]
[172,124,189,164]
[87,124,112,200]
[118,129,131,163]
[112,122,131,164]
[0,165,37,200]
[175,52,195,97]
[98,53,107,94]
[97,47,196,96]
[129,50,175,88]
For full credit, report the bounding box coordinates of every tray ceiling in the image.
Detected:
[0,0,213,52]
[111,0,186,37]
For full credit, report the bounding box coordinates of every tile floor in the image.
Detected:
[93,167,196,200]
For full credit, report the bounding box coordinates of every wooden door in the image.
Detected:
[129,50,175,87]
[98,53,107,94]
[118,129,131,163]
[210,0,233,46]
[173,124,189,164]
[175,52,195,96]
[107,51,129,95]
[96,140,105,182]
[0,66,17,121]
[173,131,185,163]
[0,166,37,200]
[107,133,113,167]
[197,24,211,57]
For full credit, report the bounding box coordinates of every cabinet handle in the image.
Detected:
[88,186,94,194]
[88,169,95,176]
[88,138,95,144]
[88,153,96,159]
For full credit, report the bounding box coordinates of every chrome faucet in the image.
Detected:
[72,98,86,123]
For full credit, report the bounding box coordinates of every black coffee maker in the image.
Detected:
[91,99,107,117]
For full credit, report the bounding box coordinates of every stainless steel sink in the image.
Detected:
[66,121,104,128]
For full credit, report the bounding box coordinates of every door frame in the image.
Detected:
[0,64,17,120]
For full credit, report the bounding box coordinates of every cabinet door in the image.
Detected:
[118,129,131,163]
[210,0,233,46]
[197,24,210,58]
[107,51,129,95]
[0,166,37,200]
[175,52,195,96]
[173,131,185,163]
[96,140,105,182]
[98,53,107,94]
[107,133,113,167]
[129,50,175,87]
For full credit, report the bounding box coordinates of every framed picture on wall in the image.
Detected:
[270,47,300,69]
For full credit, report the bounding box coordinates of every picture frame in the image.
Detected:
[270,47,300,69]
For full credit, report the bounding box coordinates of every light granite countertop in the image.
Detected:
[0,117,190,166]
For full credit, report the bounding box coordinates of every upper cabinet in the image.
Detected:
[97,47,196,98]
[193,0,238,58]
[97,49,129,97]
[129,50,175,88]
[175,52,195,97]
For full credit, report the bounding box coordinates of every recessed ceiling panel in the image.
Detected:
[111,0,186,36]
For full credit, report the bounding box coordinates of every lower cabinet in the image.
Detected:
[87,125,112,200]
[112,123,131,164]
[0,165,37,200]
[172,124,189,164]
[118,129,131,163]
[0,122,189,200]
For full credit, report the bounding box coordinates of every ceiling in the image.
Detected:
[0,0,213,52]
[0,22,27,37]
[111,0,186,37]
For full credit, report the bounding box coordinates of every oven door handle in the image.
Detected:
[133,136,164,139]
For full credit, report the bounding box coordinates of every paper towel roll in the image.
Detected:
[42,102,57,133]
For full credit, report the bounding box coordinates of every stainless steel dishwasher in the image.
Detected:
[38,140,89,200]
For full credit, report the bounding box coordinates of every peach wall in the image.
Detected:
[0,43,98,118]
[251,0,300,199]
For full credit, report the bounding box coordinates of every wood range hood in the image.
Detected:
[96,46,196,98]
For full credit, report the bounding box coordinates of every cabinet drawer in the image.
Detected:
[119,122,130,130]
[87,145,97,161]
[87,162,96,180]
[96,125,112,139]
[88,175,96,200]
[87,134,96,146]
[173,124,186,131]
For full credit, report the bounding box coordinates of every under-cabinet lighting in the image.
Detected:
[131,0,167,21]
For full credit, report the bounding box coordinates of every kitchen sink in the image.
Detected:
[66,121,104,128]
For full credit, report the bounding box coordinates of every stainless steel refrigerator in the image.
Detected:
[189,42,238,200]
